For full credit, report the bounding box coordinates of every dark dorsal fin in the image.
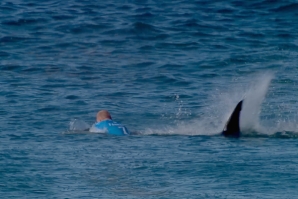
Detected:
[222,100,243,138]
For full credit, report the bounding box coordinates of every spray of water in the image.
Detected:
[240,73,273,135]
[142,72,275,136]
[69,119,90,131]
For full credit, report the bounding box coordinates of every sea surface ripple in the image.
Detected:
[1,0,298,198]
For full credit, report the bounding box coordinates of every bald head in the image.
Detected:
[96,110,112,122]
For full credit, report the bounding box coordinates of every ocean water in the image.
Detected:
[1,0,298,198]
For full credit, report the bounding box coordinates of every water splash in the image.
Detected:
[89,124,107,133]
[69,119,90,131]
[240,73,273,135]
[142,72,275,136]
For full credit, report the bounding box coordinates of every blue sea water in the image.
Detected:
[1,0,298,198]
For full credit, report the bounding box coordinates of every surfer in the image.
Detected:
[92,110,130,136]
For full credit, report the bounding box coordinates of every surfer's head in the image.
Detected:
[96,110,112,122]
